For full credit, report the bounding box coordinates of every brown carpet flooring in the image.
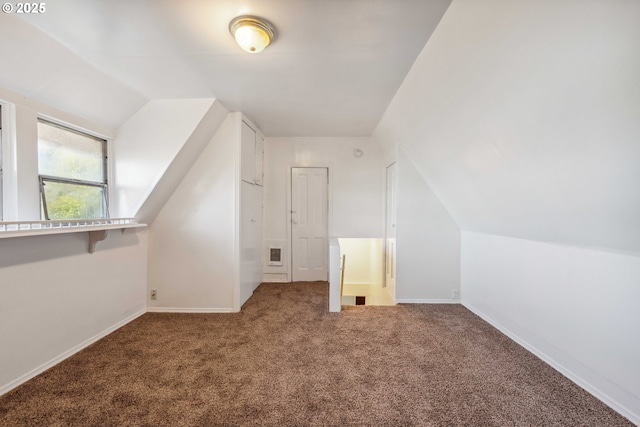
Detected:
[0,282,633,426]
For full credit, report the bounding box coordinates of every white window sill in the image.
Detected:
[0,218,147,253]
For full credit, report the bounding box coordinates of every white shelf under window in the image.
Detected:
[0,218,146,253]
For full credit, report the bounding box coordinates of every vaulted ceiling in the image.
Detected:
[7,0,451,136]
[6,0,638,255]
[375,0,640,254]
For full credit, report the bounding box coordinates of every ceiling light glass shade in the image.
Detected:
[229,16,275,53]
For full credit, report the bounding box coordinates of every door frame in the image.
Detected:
[383,159,397,299]
[286,164,332,282]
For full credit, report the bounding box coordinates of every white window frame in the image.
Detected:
[37,119,109,220]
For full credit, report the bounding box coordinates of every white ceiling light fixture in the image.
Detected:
[229,15,275,53]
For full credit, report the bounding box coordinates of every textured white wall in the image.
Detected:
[0,230,148,395]
[263,137,383,281]
[147,113,238,312]
[461,232,640,424]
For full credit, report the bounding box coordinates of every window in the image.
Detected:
[37,120,108,220]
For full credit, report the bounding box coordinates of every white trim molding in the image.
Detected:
[396,299,460,304]
[463,301,639,426]
[146,307,235,313]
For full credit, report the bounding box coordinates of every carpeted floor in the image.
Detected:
[0,282,633,426]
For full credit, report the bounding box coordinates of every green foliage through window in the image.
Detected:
[41,180,106,220]
[37,120,108,220]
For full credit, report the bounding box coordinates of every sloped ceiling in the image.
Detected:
[375,0,640,254]
[14,0,451,136]
[0,14,147,129]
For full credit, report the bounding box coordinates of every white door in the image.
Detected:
[291,167,328,281]
[384,162,397,299]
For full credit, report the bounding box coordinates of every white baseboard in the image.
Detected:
[147,307,235,313]
[0,308,146,397]
[462,301,639,426]
[262,273,288,283]
[396,298,461,304]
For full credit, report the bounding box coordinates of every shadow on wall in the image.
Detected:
[0,230,141,268]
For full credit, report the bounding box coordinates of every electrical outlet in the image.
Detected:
[151,290,157,300]
[451,289,460,299]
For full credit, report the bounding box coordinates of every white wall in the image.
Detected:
[0,230,148,395]
[461,232,640,424]
[135,100,228,225]
[113,98,223,219]
[147,113,238,312]
[338,238,383,286]
[375,0,640,255]
[395,149,460,302]
[9,105,39,220]
[263,137,383,282]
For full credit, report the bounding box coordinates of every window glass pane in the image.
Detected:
[37,121,105,182]
[42,181,106,219]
